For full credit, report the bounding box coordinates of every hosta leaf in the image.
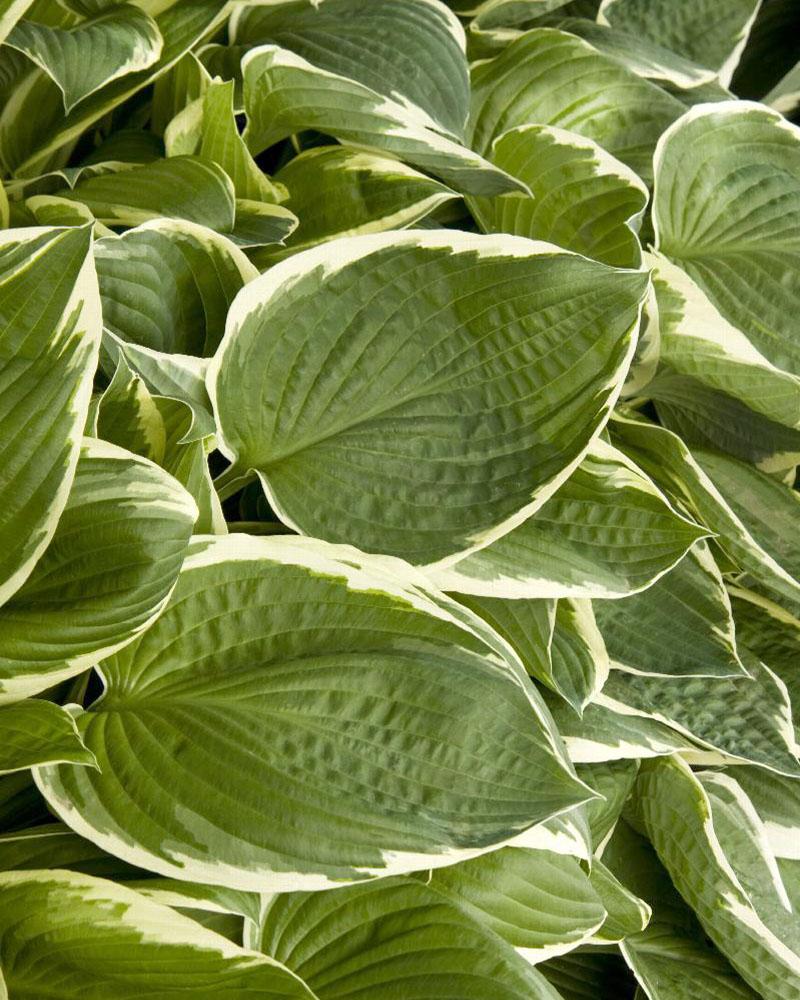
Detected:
[417,846,607,963]
[102,332,216,441]
[37,534,588,891]
[648,253,800,469]
[693,448,800,596]
[0,437,197,704]
[60,155,235,230]
[231,0,470,139]
[0,869,313,999]
[543,689,698,763]
[456,594,555,691]
[5,4,163,113]
[548,598,609,713]
[578,759,639,847]
[598,0,761,85]
[0,0,34,45]
[469,28,684,181]
[93,358,224,534]
[558,18,719,91]
[24,192,111,233]
[727,766,800,860]
[611,412,800,609]
[199,79,285,204]
[0,701,96,775]
[241,45,525,196]
[428,439,706,598]
[635,756,800,1000]
[0,823,261,927]
[227,198,297,249]
[602,653,800,775]
[253,876,567,999]
[0,225,100,606]
[587,857,650,943]
[210,230,647,566]
[592,542,745,678]
[256,145,459,264]
[517,805,593,862]
[151,50,209,137]
[470,124,648,268]
[94,218,256,356]
[0,0,230,177]
[604,819,760,1000]
[454,593,607,714]
[466,0,592,57]
[653,101,800,376]
[651,368,800,474]
[729,588,800,739]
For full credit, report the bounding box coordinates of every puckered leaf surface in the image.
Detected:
[37,534,589,892]
[210,230,647,566]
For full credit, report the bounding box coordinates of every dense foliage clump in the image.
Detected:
[0,1,799,997]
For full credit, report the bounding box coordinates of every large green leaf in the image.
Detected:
[37,534,588,891]
[240,45,525,196]
[253,875,567,999]
[0,869,313,999]
[258,145,459,264]
[469,28,685,181]
[0,701,96,775]
[416,846,607,963]
[653,101,800,376]
[210,230,647,566]
[592,542,745,678]
[231,0,470,139]
[0,225,100,607]
[60,155,236,230]
[0,0,230,177]
[470,124,648,268]
[0,437,196,704]
[598,0,762,85]
[635,756,800,1000]
[603,819,760,1000]
[428,439,705,597]
[601,653,800,775]
[94,218,255,357]
[5,4,163,112]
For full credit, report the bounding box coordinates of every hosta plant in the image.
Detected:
[0,0,799,997]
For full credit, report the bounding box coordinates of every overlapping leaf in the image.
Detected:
[37,534,588,891]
